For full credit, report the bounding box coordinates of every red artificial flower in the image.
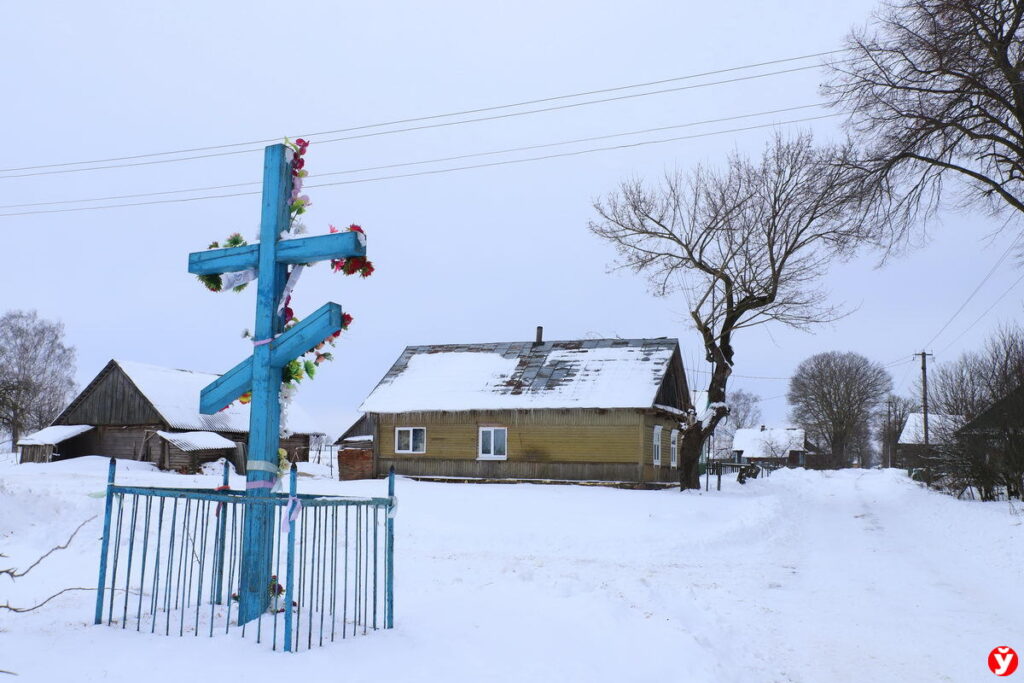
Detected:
[329,225,339,233]
[347,224,364,234]
[293,157,305,170]
[342,313,353,329]
[295,138,309,151]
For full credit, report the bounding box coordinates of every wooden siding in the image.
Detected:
[372,409,656,481]
[376,409,643,462]
[641,413,684,482]
[18,445,53,464]
[55,363,163,426]
[379,458,642,482]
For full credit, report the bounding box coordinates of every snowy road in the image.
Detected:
[0,459,1020,682]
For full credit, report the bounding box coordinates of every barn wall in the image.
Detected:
[18,445,53,464]
[55,426,158,462]
[374,409,648,481]
[56,366,163,426]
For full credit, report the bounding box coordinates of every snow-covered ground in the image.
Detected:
[1,456,1021,682]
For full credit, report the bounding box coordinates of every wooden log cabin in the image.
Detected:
[352,331,694,483]
[17,359,326,473]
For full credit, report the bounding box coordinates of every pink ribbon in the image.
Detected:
[246,480,275,490]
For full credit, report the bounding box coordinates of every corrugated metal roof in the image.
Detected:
[360,338,678,413]
[155,430,238,452]
[17,424,93,446]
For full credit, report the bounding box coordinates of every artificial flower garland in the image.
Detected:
[195,139,374,414]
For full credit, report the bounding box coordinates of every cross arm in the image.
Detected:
[270,302,343,365]
[188,244,260,276]
[197,302,344,415]
[200,357,253,415]
[276,232,365,265]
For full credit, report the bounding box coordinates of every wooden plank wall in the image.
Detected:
[378,457,641,482]
[376,409,642,464]
[56,366,163,426]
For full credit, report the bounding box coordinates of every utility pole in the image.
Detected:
[915,351,933,447]
[886,397,893,469]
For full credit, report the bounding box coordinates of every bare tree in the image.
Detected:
[589,132,874,488]
[0,311,77,446]
[788,352,893,468]
[826,0,1024,243]
[715,388,762,458]
[928,324,1024,496]
[878,394,918,467]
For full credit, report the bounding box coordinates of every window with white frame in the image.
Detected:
[478,426,507,460]
[394,427,426,454]
[670,429,679,468]
[653,425,663,466]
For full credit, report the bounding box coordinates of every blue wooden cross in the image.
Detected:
[187,143,366,624]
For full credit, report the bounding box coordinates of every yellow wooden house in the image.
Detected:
[353,330,693,483]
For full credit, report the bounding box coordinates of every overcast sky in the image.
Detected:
[3,0,1022,436]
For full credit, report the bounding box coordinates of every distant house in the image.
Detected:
[17,360,325,472]
[958,385,1024,435]
[353,332,693,483]
[732,426,812,467]
[897,412,961,470]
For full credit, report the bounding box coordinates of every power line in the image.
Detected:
[922,233,1023,349]
[0,112,841,218]
[937,270,1024,354]
[0,103,825,210]
[0,62,845,181]
[0,49,846,175]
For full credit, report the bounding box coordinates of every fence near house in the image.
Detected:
[93,459,395,652]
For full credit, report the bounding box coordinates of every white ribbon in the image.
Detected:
[277,265,305,314]
[220,269,257,291]
[281,496,302,533]
[387,495,398,519]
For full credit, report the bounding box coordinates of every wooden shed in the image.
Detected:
[355,334,693,483]
[18,359,325,472]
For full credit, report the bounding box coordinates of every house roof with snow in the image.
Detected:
[54,360,324,435]
[898,413,962,445]
[16,424,93,446]
[359,337,689,414]
[732,426,807,459]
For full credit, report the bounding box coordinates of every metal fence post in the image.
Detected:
[214,460,230,604]
[94,457,117,624]
[386,466,395,629]
[284,464,298,651]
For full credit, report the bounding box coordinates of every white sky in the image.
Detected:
[2,0,1021,437]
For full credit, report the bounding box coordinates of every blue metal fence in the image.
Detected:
[93,458,395,652]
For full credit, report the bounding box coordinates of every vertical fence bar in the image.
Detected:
[284,465,298,652]
[136,496,153,631]
[93,458,117,625]
[107,492,125,625]
[122,494,140,628]
[214,461,230,604]
[386,467,395,629]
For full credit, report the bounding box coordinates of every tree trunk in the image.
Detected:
[678,427,705,489]
[10,407,19,451]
